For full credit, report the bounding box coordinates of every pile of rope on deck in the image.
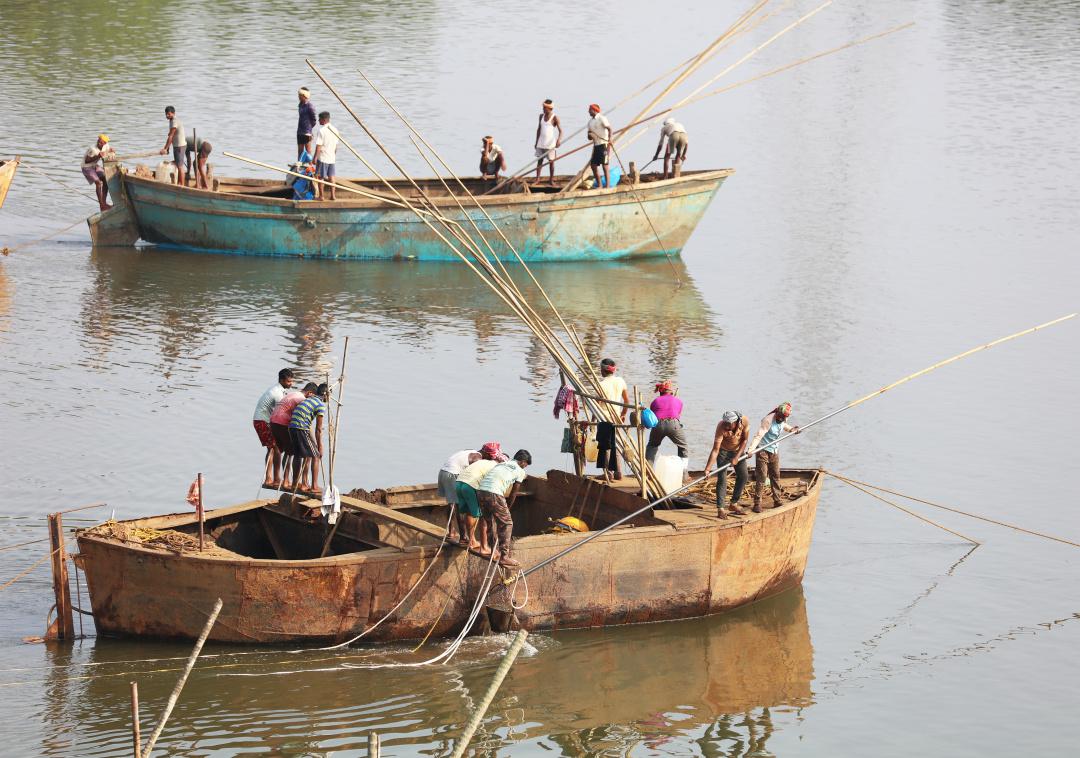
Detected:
[86,520,203,552]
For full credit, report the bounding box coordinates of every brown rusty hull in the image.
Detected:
[76,469,820,643]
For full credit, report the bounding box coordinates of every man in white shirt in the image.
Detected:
[586,103,612,190]
[653,117,688,179]
[596,357,628,481]
[312,111,341,200]
[253,368,296,488]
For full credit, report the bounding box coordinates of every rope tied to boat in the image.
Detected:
[824,470,1080,549]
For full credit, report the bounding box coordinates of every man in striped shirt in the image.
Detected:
[288,383,327,496]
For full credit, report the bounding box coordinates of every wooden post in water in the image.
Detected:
[130,681,141,758]
[196,473,205,552]
[368,732,380,757]
[46,512,75,641]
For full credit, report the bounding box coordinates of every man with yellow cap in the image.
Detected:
[748,402,800,512]
[81,134,115,211]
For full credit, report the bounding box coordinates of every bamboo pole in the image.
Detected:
[324,62,666,496]
[130,682,141,758]
[368,732,380,758]
[140,598,223,758]
[559,0,771,193]
[448,629,528,758]
[617,0,833,153]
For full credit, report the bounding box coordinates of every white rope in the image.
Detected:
[509,570,530,610]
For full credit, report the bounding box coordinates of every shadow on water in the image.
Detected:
[82,245,722,385]
[26,588,812,756]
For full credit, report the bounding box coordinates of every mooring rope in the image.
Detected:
[825,471,1080,549]
[0,546,61,592]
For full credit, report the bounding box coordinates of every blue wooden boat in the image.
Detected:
[89,167,733,261]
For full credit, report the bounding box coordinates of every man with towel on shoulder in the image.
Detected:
[534,99,563,183]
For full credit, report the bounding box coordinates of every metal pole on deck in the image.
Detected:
[46,512,75,641]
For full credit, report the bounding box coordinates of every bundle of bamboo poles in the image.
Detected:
[292,60,668,498]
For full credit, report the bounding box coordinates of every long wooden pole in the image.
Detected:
[360,74,664,495]
[130,681,141,758]
[448,629,529,758]
[516,313,1078,579]
[560,0,771,193]
[140,598,223,758]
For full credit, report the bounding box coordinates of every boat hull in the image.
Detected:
[76,469,819,644]
[117,170,730,262]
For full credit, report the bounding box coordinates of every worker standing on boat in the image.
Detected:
[159,106,187,186]
[311,111,341,201]
[596,358,628,481]
[297,87,317,158]
[270,385,307,491]
[646,381,688,463]
[653,117,688,179]
[288,382,328,497]
[749,403,800,512]
[253,369,295,488]
[453,442,505,551]
[534,99,563,183]
[476,449,532,568]
[184,132,213,190]
[81,134,114,211]
[480,136,506,180]
[703,410,751,518]
[586,104,612,189]
[438,447,484,542]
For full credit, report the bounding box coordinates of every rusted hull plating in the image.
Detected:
[76,470,820,644]
[115,170,731,261]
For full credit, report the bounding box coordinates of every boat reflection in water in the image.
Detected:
[508,587,814,756]
[36,587,811,756]
[81,245,719,382]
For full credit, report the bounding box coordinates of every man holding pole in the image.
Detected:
[586,104,612,189]
[749,403,800,512]
[703,410,750,518]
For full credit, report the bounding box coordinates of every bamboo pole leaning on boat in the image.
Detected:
[312,61,665,495]
[357,71,666,495]
[560,0,772,193]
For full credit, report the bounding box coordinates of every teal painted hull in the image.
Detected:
[118,170,731,262]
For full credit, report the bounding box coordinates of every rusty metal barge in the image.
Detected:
[75,468,821,644]
[88,167,732,261]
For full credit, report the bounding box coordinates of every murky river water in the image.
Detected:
[1,0,1078,755]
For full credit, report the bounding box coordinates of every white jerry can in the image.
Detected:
[154,161,176,183]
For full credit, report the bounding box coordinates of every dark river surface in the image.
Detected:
[1,0,1078,755]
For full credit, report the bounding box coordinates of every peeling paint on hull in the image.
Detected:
[117,170,732,262]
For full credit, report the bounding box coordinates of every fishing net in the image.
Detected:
[86,520,203,552]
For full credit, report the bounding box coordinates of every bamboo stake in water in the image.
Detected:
[130,681,141,758]
[140,598,223,758]
[516,313,1077,580]
[448,629,529,758]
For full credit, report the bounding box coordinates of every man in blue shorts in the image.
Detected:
[312,111,340,201]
